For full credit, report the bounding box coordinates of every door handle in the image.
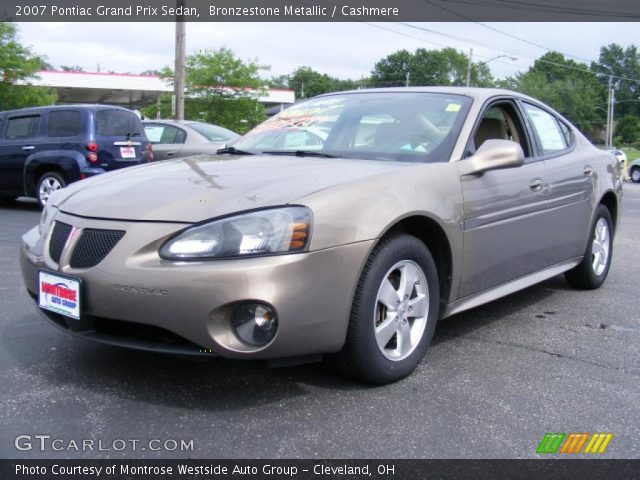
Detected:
[583,167,594,176]
[22,146,35,151]
[529,178,544,192]
[166,151,176,156]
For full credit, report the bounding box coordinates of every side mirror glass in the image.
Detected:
[460,139,525,176]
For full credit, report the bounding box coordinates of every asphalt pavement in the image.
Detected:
[0,185,639,459]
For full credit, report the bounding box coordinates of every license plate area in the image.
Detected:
[38,270,81,320]
[119,146,136,159]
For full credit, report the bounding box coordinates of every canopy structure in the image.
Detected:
[29,70,295,109]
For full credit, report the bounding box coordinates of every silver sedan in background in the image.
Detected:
[22,88,622,384]
[143,120,239,161]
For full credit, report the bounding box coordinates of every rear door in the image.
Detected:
[520,102,594,261]
[0,113,42,195]
[458,99,551,297]
[94,109,149,169]
[143,122,186,160]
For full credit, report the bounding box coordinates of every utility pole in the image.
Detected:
[609,82,616,149]
[301,82,305,99]
[605,77,611,149]
[465,48,473,87]
[174,0,186,120]
[405,71,410,87]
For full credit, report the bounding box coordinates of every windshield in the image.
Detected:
[189,122,239,142]
[233,92,472,162]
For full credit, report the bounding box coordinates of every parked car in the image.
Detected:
[612,149,628,180]
[21,88,621,384]
[142,120,239,161]
[629,157,640,183]
[0,105,151,206]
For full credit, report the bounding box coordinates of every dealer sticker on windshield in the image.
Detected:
[38,271,81,320]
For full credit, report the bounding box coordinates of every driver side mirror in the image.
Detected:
[460,139,525,176]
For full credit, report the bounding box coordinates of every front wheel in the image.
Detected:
[565,205,613,289]
[36,172,66,207]
[336,234,440,384]
[631,167,640,183]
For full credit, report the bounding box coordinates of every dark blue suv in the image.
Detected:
[0,105,151,206]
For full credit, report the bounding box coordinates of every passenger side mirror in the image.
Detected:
[460,139,525,176]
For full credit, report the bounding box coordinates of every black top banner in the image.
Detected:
[4,0,640,22]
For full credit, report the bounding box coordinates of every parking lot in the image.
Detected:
[1,184,638,459]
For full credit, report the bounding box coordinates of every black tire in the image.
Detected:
[631,167,640,183]
[36,171,66,207]
[335,234,440,384]
[565,205,614,290]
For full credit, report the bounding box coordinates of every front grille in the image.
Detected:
[49,221,72,263]
[69,228,125,268]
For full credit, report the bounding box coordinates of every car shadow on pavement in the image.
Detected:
[3,274,571,413]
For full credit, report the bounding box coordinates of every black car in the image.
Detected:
[0,105,151,206]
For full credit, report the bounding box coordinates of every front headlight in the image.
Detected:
[159,206,313,260]
[39,203,58,235]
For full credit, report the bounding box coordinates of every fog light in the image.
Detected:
[231,303,278,347]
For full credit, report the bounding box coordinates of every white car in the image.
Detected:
[613,149,628,180]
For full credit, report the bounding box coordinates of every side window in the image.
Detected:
[469,102,531,158]
[6,115,40,140]
[144,124,186,144]
[522,103,568,155]
[558,120,573,146]
[47,110,82,137]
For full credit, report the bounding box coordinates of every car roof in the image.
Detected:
[0,104,136,116]
[142,119,201,126]
[316,86,541,103]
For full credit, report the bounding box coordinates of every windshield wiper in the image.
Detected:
[216,146,255,155]
[262,150,337,158]
[126,132,143,139]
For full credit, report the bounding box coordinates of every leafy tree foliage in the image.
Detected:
[144,48,269,133]
[502,52,606,139]
[591,44,640,117]
[0,22,56,110]
[615,115,639,144]
[370,48,493,87]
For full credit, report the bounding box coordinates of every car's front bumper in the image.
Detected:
[21,212,374,359]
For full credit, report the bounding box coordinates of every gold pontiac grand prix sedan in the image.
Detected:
[21,88,622,384]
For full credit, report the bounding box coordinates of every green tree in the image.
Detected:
[504,52,606,139]
[615,115,639,144]
[146,48,269,133]
[591,44,640,117]
[185,47,269,133]
[0,22,56,110]
[370,48,493,88]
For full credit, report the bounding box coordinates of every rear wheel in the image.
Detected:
[36,171,66,207]
[336,234,440,384]
[565,205,613,289]
[631,167,640,183]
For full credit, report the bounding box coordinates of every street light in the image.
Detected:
[465,49,518,87]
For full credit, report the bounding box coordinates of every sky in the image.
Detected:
[15,22,640,82]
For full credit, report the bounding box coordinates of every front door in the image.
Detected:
[458,100,551,297]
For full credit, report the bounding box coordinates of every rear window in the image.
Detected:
[188,122,239,142]
[6,116,40,139]
[47,110,82,137]
[95,110,143,137]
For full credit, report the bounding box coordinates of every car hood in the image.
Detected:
[55,155,411,223]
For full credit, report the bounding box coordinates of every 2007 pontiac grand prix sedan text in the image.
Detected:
[21,88,622,384]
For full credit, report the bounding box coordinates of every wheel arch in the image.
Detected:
[599,190,618,232]
[378,214,454,314]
